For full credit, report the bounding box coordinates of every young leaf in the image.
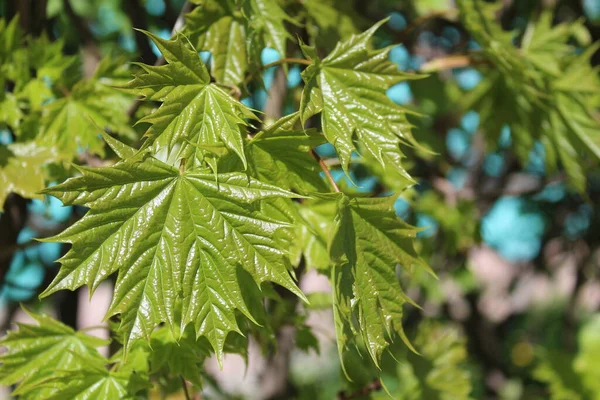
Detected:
[0,142,61,211]
[457,0,600,191]
[329,194,428,370]
[294,198,336,271]
[0,93,22,127]
[41,367,132,400]
[184,0,248,86]
[384,321,473,399]
[149,326,210,387]
[124,31,255,169]
[299,20,422,184]
[242,113,328,193]
[0,309,109,399]
[302,0,362,51]
[39,155,305,361]
[245,0,294,64]
[38,80,136,158]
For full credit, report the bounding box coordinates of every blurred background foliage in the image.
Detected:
[1,0,600,399]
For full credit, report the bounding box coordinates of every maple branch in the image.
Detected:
[180,375,192,400]
[420,55,472,72]
[311,150,340,192]
[420,53,490,72]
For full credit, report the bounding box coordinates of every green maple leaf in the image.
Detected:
[40,365,133,400]
[457,0,600,192]
[0,93,22,127]
[124,31,255,169]
[302,0,362,51]
[299,20,423,184]
[40,153,305,361]
[404,321,472,399]
[245,0,294,67]
[294,197,336,271]
[379,321,472,400]
[221,113,328,193]
[0,309,109,399]
[329,194,428,370]
[149,326,210,387]
[185,0,247,86]
[37,79,135,158]
[0,141,61,211]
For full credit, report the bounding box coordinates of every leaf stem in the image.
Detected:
[311,149,340,193]
[180,375,191,400]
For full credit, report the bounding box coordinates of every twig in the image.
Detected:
[337,379,382,400]
[420,55,472,72]
[180,375,192,400]
[311,150,340,192]
[420,53,491,73]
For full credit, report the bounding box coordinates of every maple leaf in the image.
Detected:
[0,93,22,127]
[0,141,60,211]
[457,0,600,192]
[40,154,305,361]
[124,31,256,169]
[220,113,328,193]
[245,0,294,68]
[0,309,109,399]
[302,0,362,51]
[299,20,423,184]
[37,79,135,158]
[149,326,210,387]
[329,194,429,370]
[184,0,248,86]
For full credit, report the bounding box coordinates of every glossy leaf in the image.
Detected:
[149,326,210,387]
[299,20,422,183]
[244,113,328,193]
[124,31,255,169]
[0,309,109,399]
[245,0,293,65]
[329,194,427,370]
[185,0,247,86]
[40,154,305,361]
